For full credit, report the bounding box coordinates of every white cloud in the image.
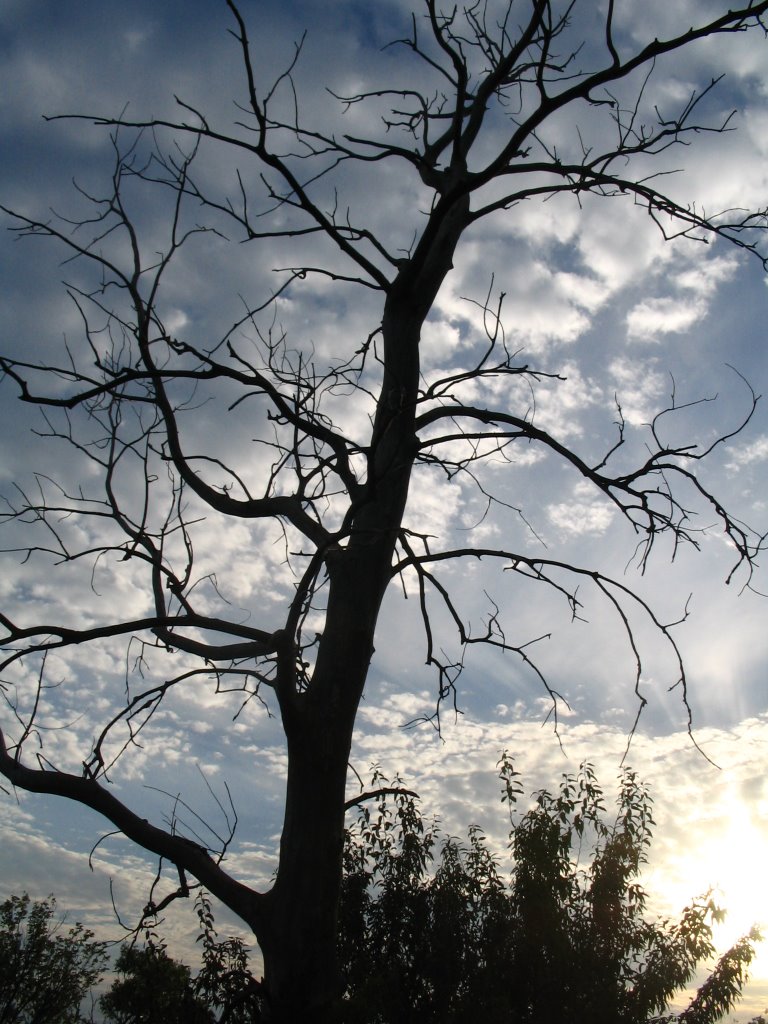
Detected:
[673,255,740,295]
[626,296,704,340]
[553,270,611,313]
[607,356,667,425]
[725,435,768,470]
[436,245,595,352]
[547,497,616,537]
[405,470,464,538]
[492,190,582,247]
[529,361,604,438]
[420,318,462,363]
[626,252,741,341]
[575,198,674,292]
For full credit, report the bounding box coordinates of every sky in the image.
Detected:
[1,0,767,1017]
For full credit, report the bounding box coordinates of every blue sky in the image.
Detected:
[1,0,767,1015]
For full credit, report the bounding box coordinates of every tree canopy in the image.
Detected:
[99,894,263,1024]
[98,760,766,1023]
[338,759,762,1024]
[0,893,107,1024]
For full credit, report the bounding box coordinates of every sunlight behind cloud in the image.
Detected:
[655,795,768,984]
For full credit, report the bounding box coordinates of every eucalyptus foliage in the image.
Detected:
[100,892,263,1024]
[0,894,106,1024]
[338,758,762,1024]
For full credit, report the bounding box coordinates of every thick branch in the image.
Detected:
[0,727,263,928]
[0,614,281,671]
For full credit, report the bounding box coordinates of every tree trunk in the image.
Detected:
[258,547,392,1020]
[255,195,470,1019]
[258,712,354,1019]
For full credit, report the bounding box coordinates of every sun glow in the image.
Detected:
[658,796,768,977]
[707,809,768,975]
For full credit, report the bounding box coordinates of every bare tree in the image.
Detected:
[1,1,767,1019]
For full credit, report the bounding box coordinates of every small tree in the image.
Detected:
[1,2,767,1018]
[193,891,265,1023]
[0,893,107,1024]
[100,893,263,1024]
[338,760,762,1024]
[99,943,211,1024]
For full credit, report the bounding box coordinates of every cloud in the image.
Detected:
[725,435,768,470]
[529,361,604,438]
[626,253,741,341]
[606,356,667,425]
[673,255,740,295]
[547,498,616,537]
[420,318,462,363]
[626,296,705,340]
[435,243,597,353]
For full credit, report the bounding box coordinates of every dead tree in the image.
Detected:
[1,2,767,1019]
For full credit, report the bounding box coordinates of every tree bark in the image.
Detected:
[254,200,469,1017]
[260,550,388,1019]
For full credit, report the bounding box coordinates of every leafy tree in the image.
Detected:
[1,1,767,1018]
[338,759,762,1024]
[192,891,265,1023]
[99,943,211,1024]
[0,893,107,1024]
[100,893,263,1024]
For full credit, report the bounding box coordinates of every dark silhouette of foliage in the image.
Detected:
[0,893,107,1024]
[100,891,264,1024]
[99,942,210,1024]
[10,757,762,1024]
[337,759,762,1024]
[192,891,266,1023]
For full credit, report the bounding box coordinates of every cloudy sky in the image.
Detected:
[1,0,767,1016]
